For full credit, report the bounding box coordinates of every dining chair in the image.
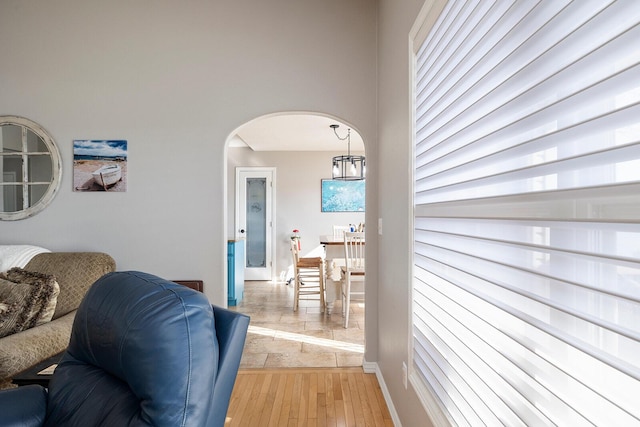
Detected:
[333,225,351,239]
[290,239,326,313]
[341,231,365,328]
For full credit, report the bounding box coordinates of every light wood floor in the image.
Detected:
[225,282,392,425]
[225,367,393,426]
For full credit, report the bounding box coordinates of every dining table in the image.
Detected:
[319,234,365,314]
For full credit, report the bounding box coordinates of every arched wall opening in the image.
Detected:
[225,111,367,282]
[223,111,369,365]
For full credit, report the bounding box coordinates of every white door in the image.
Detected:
[236,167,275,281]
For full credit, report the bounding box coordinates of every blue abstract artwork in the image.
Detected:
[321,179,365,212]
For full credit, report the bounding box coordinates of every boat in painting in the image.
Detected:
[92,164,122,188]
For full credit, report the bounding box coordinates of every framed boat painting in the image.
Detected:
[73,140,127,192]
[321,179,365,212]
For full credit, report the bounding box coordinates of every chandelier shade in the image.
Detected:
[332,154,365,180]
[329,124,365,181]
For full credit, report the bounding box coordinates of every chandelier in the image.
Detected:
[330,124,365,181]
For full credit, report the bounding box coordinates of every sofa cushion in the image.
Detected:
[24,252,116,320]
[0,311,75,390]
[0,269,60,338]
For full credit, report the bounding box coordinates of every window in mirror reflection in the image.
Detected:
[0,116,61,220]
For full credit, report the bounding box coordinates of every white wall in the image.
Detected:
[227,148,365,280]
[377,0,437,425]
[0,0,377,306]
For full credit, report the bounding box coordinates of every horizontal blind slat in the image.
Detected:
[416,1,637,155]
[416,0,613,150]
[417,0,571,138]
[415,214,640,265]
[415,293,537,426]
[416,140,640,202]
[417,0,520,116]
[415,279,595,426]
[412,336,473,426]
[416,96,640,181]
[415,182,640,221]
[415,267,640,424]
[415,240,640,345]
[417,61,640,178]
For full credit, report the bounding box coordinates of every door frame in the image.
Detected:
[235,167,276,281]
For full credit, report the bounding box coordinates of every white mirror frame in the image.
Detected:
[0,116,62,220]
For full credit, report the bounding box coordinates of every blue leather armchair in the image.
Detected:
[0,271,250,427]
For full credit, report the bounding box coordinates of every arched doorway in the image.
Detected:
[224,111,368,369]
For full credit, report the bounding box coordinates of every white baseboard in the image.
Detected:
[363,359,402,426]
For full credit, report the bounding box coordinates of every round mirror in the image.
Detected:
[0,116,62,220]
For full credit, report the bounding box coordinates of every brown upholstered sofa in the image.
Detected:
[0,252,115,389]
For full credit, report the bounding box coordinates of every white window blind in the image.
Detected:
[411,1,640,426]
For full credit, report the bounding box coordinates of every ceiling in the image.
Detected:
[229,113,365,152]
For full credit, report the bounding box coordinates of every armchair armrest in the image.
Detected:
[209,305,250,427]
[0,384,47,427]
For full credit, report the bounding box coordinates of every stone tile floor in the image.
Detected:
[229,281,365,369]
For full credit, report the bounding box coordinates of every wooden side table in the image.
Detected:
[12,352,64,387]
[173,280,203,292]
